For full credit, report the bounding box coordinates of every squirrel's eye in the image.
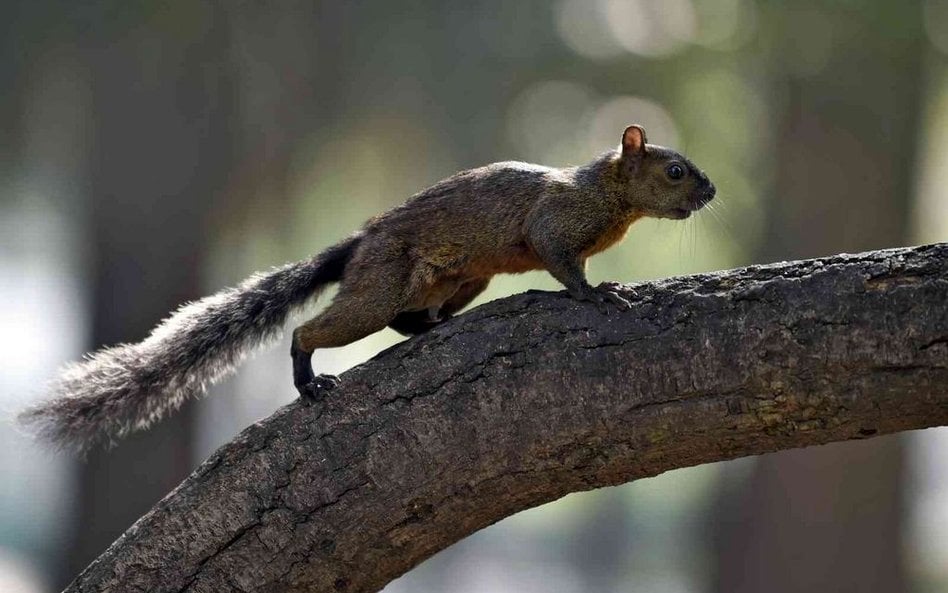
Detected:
[666,163,685,180]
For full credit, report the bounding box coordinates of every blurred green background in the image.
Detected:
[2,1,947,591]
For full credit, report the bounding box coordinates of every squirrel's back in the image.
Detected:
[366,161,573,254]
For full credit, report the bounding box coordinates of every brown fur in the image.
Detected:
[293,125,715,367]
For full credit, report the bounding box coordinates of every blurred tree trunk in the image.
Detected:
[59,7,235,587]
[713,3,925,592]
[569,489,633,593]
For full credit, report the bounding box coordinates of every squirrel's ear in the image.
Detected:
[621,125,648,175]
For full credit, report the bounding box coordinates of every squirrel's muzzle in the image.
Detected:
[688,180,715,213]
[697,182,716,206]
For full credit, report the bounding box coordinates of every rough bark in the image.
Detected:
[68,243,948,593]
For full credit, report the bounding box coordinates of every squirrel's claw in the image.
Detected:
[598,287,632,312]
[598,282,634,311]
[298,373,340,406]
[571,284,632,314]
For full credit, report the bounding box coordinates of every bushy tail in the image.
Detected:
[18,236,360,453]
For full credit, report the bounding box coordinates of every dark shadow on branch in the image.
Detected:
[68,243,948,593]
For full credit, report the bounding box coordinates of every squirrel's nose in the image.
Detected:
[696,181,715,207]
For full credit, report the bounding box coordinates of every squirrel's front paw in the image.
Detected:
[297,374,340,406]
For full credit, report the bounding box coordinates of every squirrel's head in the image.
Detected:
[616,125,715,219]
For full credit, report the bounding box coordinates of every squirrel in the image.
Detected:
[19,125,715,452]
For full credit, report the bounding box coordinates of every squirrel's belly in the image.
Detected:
[464,243,543,276]
[408,242,541,312]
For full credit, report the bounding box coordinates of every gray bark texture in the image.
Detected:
[68,243,948,593]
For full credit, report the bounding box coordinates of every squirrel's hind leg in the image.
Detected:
[290,342,338,405]
[291,259,412,404]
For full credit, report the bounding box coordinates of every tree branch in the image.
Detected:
[68,244,948,593]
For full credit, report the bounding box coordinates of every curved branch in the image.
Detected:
[69,244,948,593]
